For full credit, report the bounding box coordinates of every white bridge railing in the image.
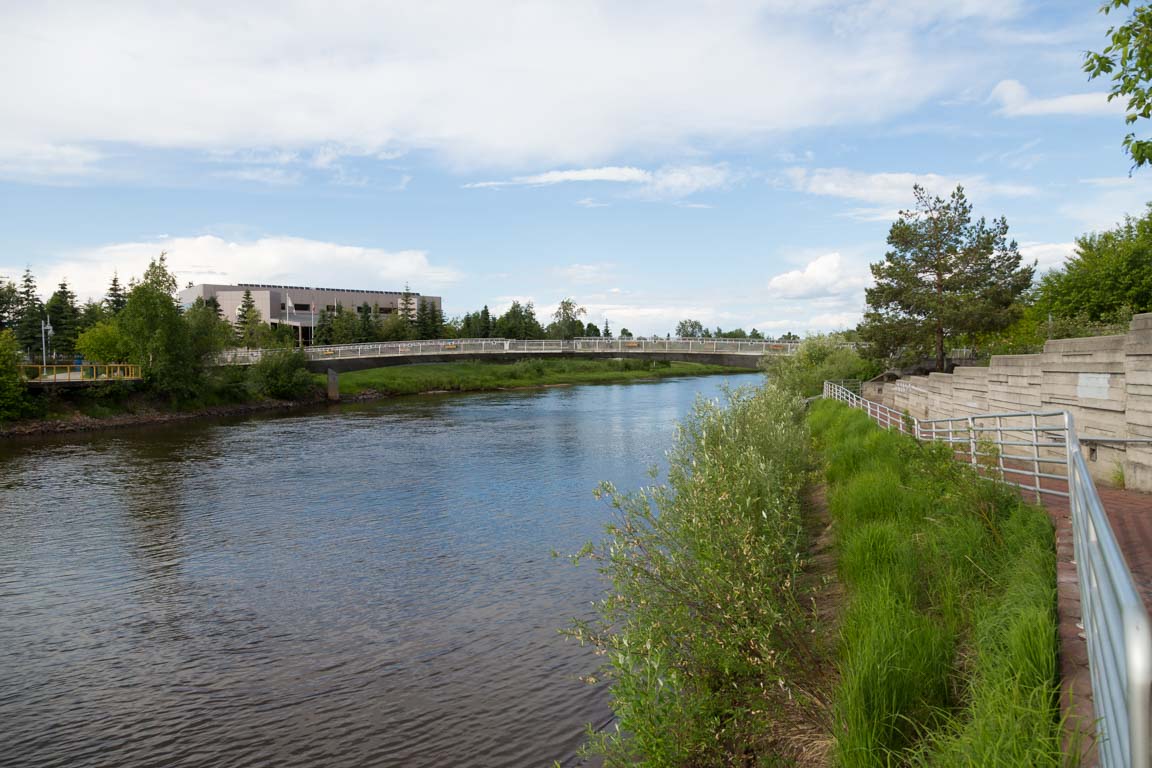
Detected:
[824,380,1152,768]
[220,337,817,365]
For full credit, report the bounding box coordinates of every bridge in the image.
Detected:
[220,337,807,372]
[18,364,143,388]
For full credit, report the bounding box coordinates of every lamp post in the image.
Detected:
[41,318,53,366]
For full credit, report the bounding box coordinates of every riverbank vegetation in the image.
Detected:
[810,401,1066,766]
[333,359,747,397]
[569,384,817,765]
[573,387,1067,765]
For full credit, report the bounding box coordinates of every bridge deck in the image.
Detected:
[221,337,810,369]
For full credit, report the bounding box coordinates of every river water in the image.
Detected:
[0,373,761,768]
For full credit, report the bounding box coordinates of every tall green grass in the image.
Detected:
[808,400,1070,767]
[571,384,814,766]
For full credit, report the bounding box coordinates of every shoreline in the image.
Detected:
[0,367,756,440]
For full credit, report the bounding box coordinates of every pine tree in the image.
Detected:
[234,289,264,347]
[603,319,612,339]
[14,269,42,358]
[106,273,127,314]
[859,184,1034,370]
[45,281,80,358]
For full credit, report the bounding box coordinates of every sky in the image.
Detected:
[0,0,1148,336]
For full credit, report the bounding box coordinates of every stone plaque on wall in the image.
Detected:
[1077,372,1111,400]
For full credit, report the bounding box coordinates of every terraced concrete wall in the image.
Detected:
[873,312,1152,491]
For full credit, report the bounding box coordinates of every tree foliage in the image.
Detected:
[494,301,545,339]
[1034,205,1152,321]
[248,348,315,400]
[106,273,127,314]
[0,329,29,422]
[15,269,43,357]
[1086,0,1152,167]
[761,334,881,397]
[547,298,587,340]
[0,279,17,332]
[45,281,80,357]
[676,319,707,338]
[858,185,1034,370]
[234,289,265,347]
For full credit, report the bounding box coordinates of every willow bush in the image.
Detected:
[570,384,815,766]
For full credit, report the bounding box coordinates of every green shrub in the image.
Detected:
[762,334,882,397]
[0,329,29,422]
[247,349,316,400]
[572,384,813,765]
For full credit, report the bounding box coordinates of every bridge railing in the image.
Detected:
[18,364,143,383]
[218,337,825,365]
[824,380,1152,768]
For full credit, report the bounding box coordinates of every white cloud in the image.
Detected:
[990,79,1123,117]
[1019,241,1074,273]
[0,141,102,181]
[465,164,732,199]
[767,252,869,299]
[216,167,302,186]
[1061,176,1152,232]
[786,167,1036,220]
[0,2,1017,175]
[576,197,609,208]
[465,167,650,188]
[13,235,461,303]
[555,263,615,285]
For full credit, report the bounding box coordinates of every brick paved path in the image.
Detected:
[1037,482,1152,767]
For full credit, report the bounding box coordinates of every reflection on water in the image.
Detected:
[0,373,760,767]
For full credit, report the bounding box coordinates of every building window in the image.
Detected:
[294,303,310,311]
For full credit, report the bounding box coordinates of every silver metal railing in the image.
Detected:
[218,337,836,365]
[823,380,1152,768]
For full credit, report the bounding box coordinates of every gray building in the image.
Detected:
[178,283,443,344]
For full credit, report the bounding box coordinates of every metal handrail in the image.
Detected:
[217,337,826,365]
[823,380,1152,768]
[17,363,143,382]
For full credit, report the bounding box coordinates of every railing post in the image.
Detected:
[968,417,978,468]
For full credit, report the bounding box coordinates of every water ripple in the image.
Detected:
[0,374,758,767]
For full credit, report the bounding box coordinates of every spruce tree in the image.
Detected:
[234,289,264,347]
[14,269,42,358]
[479,305,492,338]
[603,319,612,339]
[314,309,334,345]
[106,273,127,314]
[398,284,416,324]
[45,281,80,357]
[358,302,378,342]
[415,299,433,339]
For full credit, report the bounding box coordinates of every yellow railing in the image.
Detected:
[18,364,143,383]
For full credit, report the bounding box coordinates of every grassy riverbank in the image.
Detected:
[810,400,1066,766]
[332,359,749,397]
[571,390,1067,766]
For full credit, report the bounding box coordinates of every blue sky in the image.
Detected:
[1,0,1149,336]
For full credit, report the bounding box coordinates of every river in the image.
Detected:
[0,372,761,768]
